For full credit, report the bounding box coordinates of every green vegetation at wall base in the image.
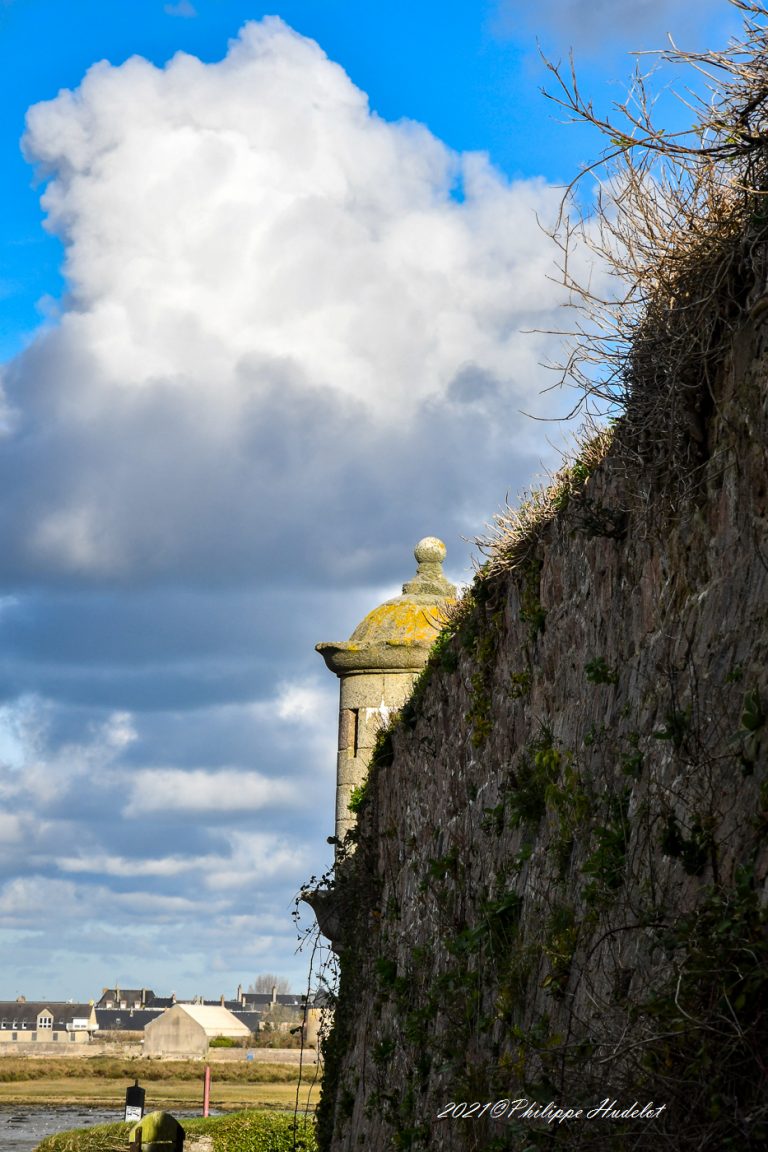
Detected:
[33,1109,317,1152]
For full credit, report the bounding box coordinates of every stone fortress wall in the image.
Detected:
[311,316,768,1150]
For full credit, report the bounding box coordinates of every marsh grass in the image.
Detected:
[0,1057,300,1083]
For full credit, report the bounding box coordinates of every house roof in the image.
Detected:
[95,1008,163,1031]
[229,1009,263,1029]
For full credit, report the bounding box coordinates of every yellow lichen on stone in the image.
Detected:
[349,599,453,649]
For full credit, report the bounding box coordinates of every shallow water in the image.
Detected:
[0,1105,122,1151]
[0,1105,221,1151]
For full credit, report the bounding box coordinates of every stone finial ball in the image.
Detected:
[414,537,447,565]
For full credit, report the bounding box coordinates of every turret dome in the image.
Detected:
[316,538,456,675]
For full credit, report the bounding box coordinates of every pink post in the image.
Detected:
[203,1064,211,1117]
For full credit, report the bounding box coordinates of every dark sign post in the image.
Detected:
[125,1078,146,1123]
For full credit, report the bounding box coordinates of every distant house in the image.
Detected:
[230,984,306,1031]
[233,982,304,1010]
[143,1004,252,1057]
[95,987,173,1031]
[0,999,98,1045]
[97,987,156,1010]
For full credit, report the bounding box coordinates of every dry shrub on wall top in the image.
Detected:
[478,2,768,581]
[543,0,768,481]
[478,422,615,579]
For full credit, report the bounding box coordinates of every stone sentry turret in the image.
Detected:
[316,537,456,847]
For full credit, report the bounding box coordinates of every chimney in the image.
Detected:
[220,994,225,1006]
[236,983,243,1004]
[171,992,176,1005]
[271,984,277,1005]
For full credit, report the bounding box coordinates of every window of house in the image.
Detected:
[38,1017,52,1030]
[52,1033,59,1042]
[69,1033,77,1042]
[11,1033,17,1041]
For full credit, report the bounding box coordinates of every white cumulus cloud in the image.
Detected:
[275,678,333,724]
[124,767,297,815]
[0,17,588,586]
[21,17,550,414]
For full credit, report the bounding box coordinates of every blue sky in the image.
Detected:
[0,0,740,1000]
